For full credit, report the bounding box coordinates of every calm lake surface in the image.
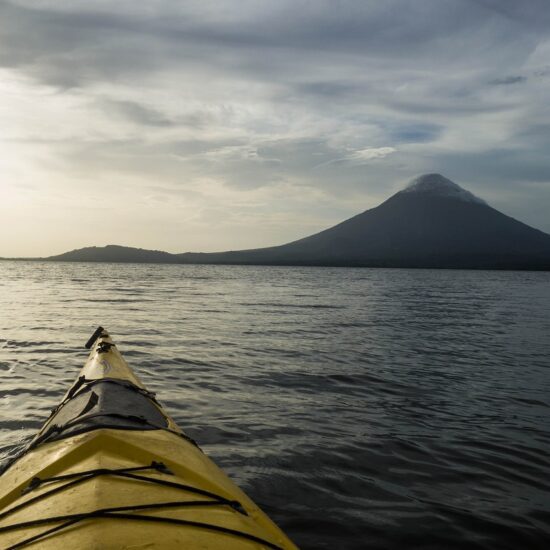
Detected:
[0,261,549,549]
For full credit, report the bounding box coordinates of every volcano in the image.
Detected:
[176,173,550,269]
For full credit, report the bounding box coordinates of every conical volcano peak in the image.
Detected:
[401,173,487,205]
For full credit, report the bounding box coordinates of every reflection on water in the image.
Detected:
[1,261,549,549]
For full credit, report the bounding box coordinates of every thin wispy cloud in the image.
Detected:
[346,147,397,162]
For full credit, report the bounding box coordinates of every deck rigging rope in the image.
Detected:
[0,462,286,550]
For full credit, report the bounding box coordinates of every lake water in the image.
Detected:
[0,261,549,549]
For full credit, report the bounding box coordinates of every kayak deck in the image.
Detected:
[0,329,297,549]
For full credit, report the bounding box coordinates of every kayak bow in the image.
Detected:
[0,328,298,549]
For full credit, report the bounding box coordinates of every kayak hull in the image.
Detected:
[0,330,297,549]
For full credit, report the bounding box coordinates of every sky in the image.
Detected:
[1,0,550,257]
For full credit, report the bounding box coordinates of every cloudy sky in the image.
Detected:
[1,0,549,257]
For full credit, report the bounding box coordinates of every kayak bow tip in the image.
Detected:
[85,326,108,349]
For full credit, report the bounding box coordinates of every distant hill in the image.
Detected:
[48,245,179,263]
[43,174,550,269]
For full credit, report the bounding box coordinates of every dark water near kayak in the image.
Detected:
[0,261,549,549]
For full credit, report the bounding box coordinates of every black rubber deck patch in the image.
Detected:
[39,380,169,444]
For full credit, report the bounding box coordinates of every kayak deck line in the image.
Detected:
[0,328,299,549]
[4,462,247,519]
[0,511,287,550]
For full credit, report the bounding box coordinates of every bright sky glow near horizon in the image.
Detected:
[1,0,550,257]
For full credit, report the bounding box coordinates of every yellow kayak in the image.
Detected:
[0,328,298,549]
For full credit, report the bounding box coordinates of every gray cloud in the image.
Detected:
[98,100,176,127]
[468,0,550,30]
[387,123,443,144]
[490,75,527,85]
[0,0,541,86]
